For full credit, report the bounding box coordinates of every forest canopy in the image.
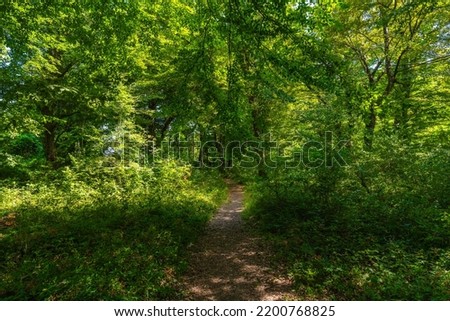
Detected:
[1,0,449,300]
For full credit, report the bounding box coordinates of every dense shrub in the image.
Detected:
[0,160,227,300]
[244,143,450,300]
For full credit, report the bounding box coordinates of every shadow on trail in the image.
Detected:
[182,185,294,301]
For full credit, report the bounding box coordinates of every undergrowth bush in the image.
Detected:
[244,145,450,300]
[0,159,227,300]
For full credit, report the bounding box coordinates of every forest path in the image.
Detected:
[182,183,295,300]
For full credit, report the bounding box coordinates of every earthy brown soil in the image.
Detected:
[182,184,296,300]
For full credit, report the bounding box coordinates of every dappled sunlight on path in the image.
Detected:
[182,185,295,301]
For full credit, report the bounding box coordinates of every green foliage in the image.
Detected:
[0,134,45,181]
[0,162,226,300]
[9,134,44,159]
[236,0,450,301]
[244,140,450,300]
[1,0,449,301]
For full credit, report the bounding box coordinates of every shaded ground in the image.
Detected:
[182,184,296,300]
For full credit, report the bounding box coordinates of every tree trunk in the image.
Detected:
[197,131,207,167]
[44,122,57,166]
[364,105,376,149]
[251,106,266,177]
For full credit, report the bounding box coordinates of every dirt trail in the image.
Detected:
[182,184,295,300]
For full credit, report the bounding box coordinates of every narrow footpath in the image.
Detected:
[182,184,295,300]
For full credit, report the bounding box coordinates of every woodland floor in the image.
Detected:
[182,183,296,300]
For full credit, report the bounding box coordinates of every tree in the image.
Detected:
[326,0,450,148]
[1,1,141,166]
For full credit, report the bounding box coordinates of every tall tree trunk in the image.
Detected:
[213,132,225,172]
[197,131,207,167]
[41,104,58,167]
[394,58,413,139]
[252,107,267,177]
[364,105,376,149]
[44,122,57,166]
